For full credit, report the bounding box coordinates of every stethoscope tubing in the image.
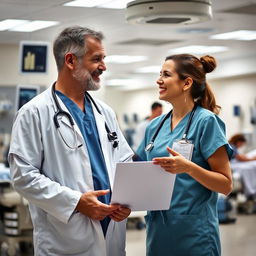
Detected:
[51,83,119,149]
[145,104,197,152]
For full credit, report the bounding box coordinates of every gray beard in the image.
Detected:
[72,66,100,91]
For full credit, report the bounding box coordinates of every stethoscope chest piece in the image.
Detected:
[107,131,119,148]
[145,141,154,152]
[52,83,119,150]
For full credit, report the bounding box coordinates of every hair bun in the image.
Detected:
[200,55,217,73]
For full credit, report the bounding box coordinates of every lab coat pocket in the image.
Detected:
[46,212,94,254]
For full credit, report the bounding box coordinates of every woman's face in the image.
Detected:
[156,59,184,102]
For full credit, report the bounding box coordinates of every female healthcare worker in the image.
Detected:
[136,54,233,256]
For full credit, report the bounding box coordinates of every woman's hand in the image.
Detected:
[153,147,192,174]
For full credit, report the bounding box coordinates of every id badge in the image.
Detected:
[172,139,194,160]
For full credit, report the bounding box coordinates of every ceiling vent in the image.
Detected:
[126,0,212,25]
[116,38,182,45]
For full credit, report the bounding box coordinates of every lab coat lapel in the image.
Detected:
[55,94,84,141]
[91,101,114,188]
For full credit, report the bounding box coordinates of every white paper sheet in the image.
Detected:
[111,161,176,211]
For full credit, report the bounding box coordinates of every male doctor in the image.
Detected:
[9,26,133,256]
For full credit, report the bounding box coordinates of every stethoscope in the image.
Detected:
[51,83,119,149]
[145,104,197,152]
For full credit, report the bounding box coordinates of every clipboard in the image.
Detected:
[111,161,176,211]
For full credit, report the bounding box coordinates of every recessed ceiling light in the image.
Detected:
[100,0,131,9]
[210,30,256,41]
[64,0,131,9]
[168,45,228,54]
[105,79,137,86]
[0,19,29,31]
[136,66,161,73]
[9,20,59,32]
[105,55,148,64]
[64,0,109,7]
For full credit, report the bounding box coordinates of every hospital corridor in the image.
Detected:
[1,0,256,255]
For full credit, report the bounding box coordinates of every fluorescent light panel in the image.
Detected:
[100,0,131,9]
[136,66,161,73]
[105,55,148,64]
[64,0,131,9]
[64,0,110,7]
[105,79,136,86]
[168,45,228,54]
[0,19,29,31]
[0,19,59,32]
[10,20,59,32]
[211,30,256,41]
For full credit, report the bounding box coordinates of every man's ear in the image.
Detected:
[64,53,76,70]
[183,77,193,91]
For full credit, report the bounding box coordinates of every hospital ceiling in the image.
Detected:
[0,0,256,89]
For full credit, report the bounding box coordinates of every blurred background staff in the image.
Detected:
[229,133,256,162]
[228,133,256,204]
[132,102,163,151]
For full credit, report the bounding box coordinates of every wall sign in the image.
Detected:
[20,41,49,74]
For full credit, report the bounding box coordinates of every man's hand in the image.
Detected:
[109,206,131,222]
[76,190,119,220]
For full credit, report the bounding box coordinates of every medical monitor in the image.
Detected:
[250,106,256,125]
[15,85,39,111]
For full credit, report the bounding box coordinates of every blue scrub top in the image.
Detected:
[56,91,111,236]
[230,144,238,159]
[136,106,233,256]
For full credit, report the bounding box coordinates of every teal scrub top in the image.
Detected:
[136,106,233,256]
[56,91,111,236]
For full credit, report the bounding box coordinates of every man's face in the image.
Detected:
[72,36,106,91]
[154,106,163,117]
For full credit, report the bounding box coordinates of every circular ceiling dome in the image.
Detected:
[126,0,212,25]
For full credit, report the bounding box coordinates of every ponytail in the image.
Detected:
[197,82,221,114]
[198,55,220,114]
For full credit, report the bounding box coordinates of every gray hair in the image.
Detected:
[53,26,104,71]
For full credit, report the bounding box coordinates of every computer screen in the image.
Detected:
[250,107,256,125]
[16,86,39,110]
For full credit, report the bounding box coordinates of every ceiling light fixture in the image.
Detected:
[136,66,161,73]
[0,19,29,31]
[9,20,59,32]
[0,19,59,32]
[64,0,131,9]
[105,79,137,86]
[168,45,228,54]
[210,30,256,41]
[105,55,148,64]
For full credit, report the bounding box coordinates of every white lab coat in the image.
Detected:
[8,86,133,256]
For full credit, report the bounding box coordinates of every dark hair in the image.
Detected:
[151,102,162,110]
[165,54,220,114]
[229,134,246,146]
[53,26,104,71]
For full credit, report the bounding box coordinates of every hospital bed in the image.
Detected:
[0,164,33,256]
[231,149,256,197]
[230,150,256,214]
